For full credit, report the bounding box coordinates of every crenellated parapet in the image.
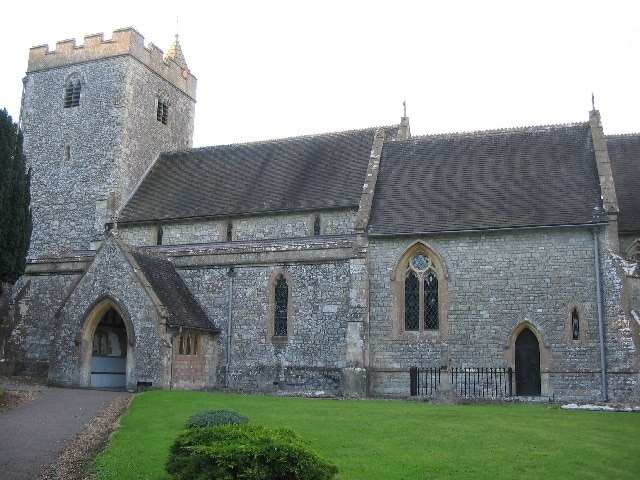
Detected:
[27,27,196,99]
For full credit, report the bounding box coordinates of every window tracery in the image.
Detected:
[396,245,445,334]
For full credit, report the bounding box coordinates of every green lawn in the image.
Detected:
[93,391,640,480]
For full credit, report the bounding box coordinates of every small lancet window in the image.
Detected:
[274,275,288,337]
[313,215,321,236]
[156,226,163,246]
[64,79,81,108]
[571,308,580,340]
[63,145,71,162]
[156,98,169,125]
[226,222,233,241]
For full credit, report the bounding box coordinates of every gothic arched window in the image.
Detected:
[274,275,289,337]
[401,248,441,332]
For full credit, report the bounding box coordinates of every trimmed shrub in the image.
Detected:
[185,409,248,428]
[167,423,339,480]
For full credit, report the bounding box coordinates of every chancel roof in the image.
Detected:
[131,249,218,331]
[120,127,394,223]
[607,134,640,234]
[367,123,607,235]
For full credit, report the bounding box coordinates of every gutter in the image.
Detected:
[224,267,235,388]
[367,221,609,238]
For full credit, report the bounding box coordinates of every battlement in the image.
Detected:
[28,27,196,99]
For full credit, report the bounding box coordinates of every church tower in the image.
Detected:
[20,28,196,257]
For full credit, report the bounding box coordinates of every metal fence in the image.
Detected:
[410,367,513,398]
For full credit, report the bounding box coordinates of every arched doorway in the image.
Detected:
[90,307,127,388]
[515,328,541,396]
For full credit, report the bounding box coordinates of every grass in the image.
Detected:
[93,391,640,480]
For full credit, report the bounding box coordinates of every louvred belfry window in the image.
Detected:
[156,98,169,125]
[64,79,81,108]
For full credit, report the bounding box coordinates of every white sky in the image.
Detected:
[1,0,638,147]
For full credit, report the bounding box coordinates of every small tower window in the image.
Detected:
[64,79,81,108]
[313,215,321,236]
[63,145,71,162]
[274,274,289,337]
[571,308,580,340]
[156,98,169,125]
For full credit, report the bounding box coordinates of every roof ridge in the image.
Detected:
[606,132,640,138]
[186,125,397,152]
[408,121,589,140]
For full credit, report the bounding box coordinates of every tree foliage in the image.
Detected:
[0,108,31,286]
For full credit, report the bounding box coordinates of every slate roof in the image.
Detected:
[131,249,218,331]
[119,127,395,223]
[367,123,607,235]
[606,134,640,234]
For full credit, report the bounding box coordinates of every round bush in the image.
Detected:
[167,423,339,480]
[184,409,249,428]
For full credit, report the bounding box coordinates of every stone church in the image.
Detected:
[1,27,639,402]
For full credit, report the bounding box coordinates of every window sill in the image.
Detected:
[271,336,289,344]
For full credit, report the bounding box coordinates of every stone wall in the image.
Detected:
[367,227,637,401]
[117,210,358,246]
[178,256,356,395]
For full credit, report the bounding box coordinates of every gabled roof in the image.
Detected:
[119,127,395,223]
[130,248,218,331]
[368,123,607,235]
[607,134,640,234]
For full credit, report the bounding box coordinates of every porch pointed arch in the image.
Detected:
[78,296,135,388]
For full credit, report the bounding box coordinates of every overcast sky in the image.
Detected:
[2,0,638,147]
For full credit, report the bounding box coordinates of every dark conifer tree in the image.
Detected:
[0,109,32,288]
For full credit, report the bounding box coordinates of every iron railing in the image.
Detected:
[410,367,513,398]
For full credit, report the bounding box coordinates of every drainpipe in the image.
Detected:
[592,228,608,402]
[224,267,235,388]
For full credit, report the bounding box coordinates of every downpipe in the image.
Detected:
[592,228,608,402]
[224,267,235,388]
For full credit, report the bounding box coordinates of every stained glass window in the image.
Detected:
[403,249,439,332]
[405,272,419,330]
[424,272,439,330]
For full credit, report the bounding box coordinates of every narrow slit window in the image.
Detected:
[571,308,580,340]
[313,215,321,236]
[274,275,288,337]
[226,222,233,241]
[156,226,163,246]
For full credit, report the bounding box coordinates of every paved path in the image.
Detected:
[0,382,130,480]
